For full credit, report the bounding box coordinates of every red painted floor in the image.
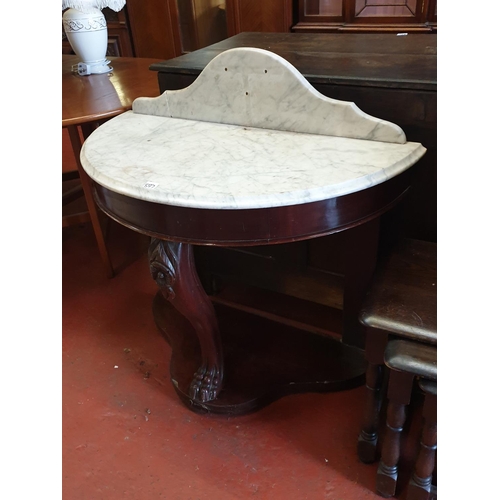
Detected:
[63,220,422,500]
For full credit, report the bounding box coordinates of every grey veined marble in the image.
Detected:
[81,48,426,210]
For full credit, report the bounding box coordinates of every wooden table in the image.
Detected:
[62,55,161,277]
[80,47,426,415]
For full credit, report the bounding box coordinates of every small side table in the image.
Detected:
[62,55,161,277]
[80,48,427,414]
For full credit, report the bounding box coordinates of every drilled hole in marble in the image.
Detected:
[224,67,227,71]
[245,92,249,95]
[264,69,267,73]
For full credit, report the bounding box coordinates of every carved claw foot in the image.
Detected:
[189,365,222,403]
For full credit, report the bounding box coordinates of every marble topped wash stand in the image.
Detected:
[81,48,426,414]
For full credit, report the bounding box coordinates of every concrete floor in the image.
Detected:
[62,217,425,499]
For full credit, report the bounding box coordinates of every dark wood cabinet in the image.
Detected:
[125,0,182,59]
[176,1,228,53]
[294,0,437,32]
[103,8,135,56]
[225,0,293,36]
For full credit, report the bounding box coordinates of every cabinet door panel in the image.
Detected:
[350,0,425,23]
[355,0,418,17]
[226,0,293,35]
[126,0,182,59]
[305,0,343,16]
[295,0,436,31]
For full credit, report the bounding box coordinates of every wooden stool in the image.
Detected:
[357,238,437,464]
[377,339,437,498]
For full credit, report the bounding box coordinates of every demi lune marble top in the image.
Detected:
[81,48,426,210]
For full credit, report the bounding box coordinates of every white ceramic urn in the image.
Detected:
[62,8,112,74]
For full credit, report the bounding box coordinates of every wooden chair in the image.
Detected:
[63,129,90,227]
[62,125,114,278]
[378,339,437,499]
[62,171,91,227]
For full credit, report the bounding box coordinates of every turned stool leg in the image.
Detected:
[407,380,437,500]
[358,362,384,462]
[358,330,388,463]
[377,370,414,497]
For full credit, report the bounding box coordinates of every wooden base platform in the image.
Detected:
[153,292,366,415]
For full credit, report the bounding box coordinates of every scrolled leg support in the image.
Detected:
[149,238,224,403]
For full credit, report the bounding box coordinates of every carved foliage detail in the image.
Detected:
[148,238,180,300]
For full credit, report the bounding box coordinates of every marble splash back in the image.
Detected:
[132,47,406,144]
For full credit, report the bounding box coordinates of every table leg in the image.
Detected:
[67,125,114,278]
[148,238,224,403]
[342,217,380,349]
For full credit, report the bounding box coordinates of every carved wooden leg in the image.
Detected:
[377,370,414,498]
[358,329,388,463]
[148,238,224,403]
[407,380,437,500]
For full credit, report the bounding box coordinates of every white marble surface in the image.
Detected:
[133,48,407,144]
[81,47,426,210]
[81,111,426,209]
